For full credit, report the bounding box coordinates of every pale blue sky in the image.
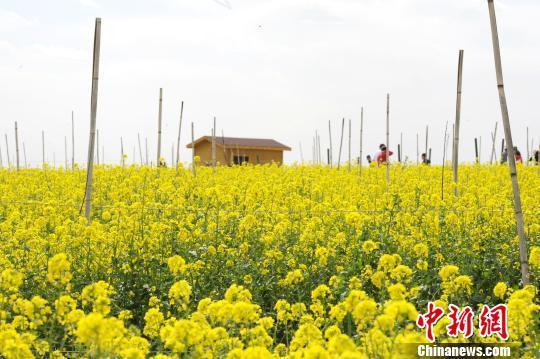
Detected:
[1,0,539,166]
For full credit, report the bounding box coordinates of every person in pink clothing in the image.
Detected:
[375,144,393,165]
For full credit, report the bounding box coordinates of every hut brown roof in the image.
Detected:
[187,136,291,151]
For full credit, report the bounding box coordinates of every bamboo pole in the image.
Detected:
[0,140,3,168]
[327,148,330,165]
[42,131,45,168]
[425,125,429,157]
[453,50,464,195]
[359,107,364,175]
[191,122,196,176]
[348,119,352,171]
[170,144,173,166]
[120,137,125,167]
[474,138,479,163]
[102,145,104,165]
[23,142,27,168]
[157,88,163,166]
[5,134,11,168]
[212,117,216,170]
[337,118,344,169]
[444,132,450,164]
[501,138,505,163]
[176,101,184,169]
[138,133,143,165]
[442,121,449,200]
[490,122,498,164]
[386,93,390,183]
[398,132,404,163]
[84,17,101,222]
[328,121,333,168]
[14,122,20,171]
[71,111,75,170]
[487,0,529,285]
[490,130,495,164]
[299,142,304,164]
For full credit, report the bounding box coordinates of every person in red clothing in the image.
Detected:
[514,148,523,164]
[376,144,393,165]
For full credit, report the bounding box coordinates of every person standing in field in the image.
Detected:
[529,150,539,165]
[421,153,431,165]
[514,147,523,164]
[376,144,393,165]
[501,148,508,164]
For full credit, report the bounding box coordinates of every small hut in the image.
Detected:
[187,136,291,165]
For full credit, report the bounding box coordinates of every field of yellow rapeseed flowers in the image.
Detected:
[0,163,539,358]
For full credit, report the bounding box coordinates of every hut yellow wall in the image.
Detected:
[193,140,284,165]
[193,141,226,165]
